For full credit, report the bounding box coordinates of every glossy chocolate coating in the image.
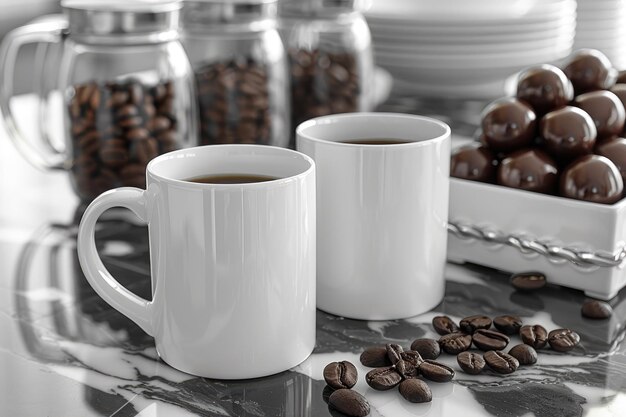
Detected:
[563,49,616,94]
[516,64,574,115]
[497,148,558,194]
[596,137,626,184]
[609,84,626,134]
[540,106,597,163]
[481,98,537,153]
[450,143,497,183]
[573,90,625,139]
[616,70,626,84]
[560,155,623,204]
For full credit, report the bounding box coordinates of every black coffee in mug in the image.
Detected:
[185,174,278,184]
[342,138,412,145]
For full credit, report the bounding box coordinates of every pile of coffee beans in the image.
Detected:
[288,48,360,145]
[195,58,272,146]
[68,79,181,201]
[451,49,626,205]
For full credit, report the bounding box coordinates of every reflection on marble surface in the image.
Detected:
[2,213,626,417]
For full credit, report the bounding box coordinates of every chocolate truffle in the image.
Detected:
[540,106,597,163]
[450,143,497,183]
[609,84,626,133]
[563,49,616,94]
[560,155,623,204]
[596,137,626,184]
[516,64,574,115]
[481,97,537,153]
[497,149,559,194]
[573,90,625,139]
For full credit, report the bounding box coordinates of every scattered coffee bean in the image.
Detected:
[548,329,581,352]
[399,379,432,403]
[365,366,402,391]
[519,325,548,349]
[457,351,486,374]
[360,346,391,368]
[581,300,613,319]
[460,315,492,334]
[493,315,523,335]
[323,361,358,390]
[508,344,537,365]
[510,272,546,291]
[439,332,472,354]
[386,343,404,365]
[484,350,519,374]
[328,388,370,417]
[400,350,424,368]
[395,359,418,379]
[419,359,455,383]
[69,79,182,201]
[410,338,441,360]
[472,329,510,351]
[432,315,460,335]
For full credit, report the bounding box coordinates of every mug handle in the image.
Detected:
[77,187,154,336]
[0,15,68,170]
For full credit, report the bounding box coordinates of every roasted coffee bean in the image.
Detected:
[386,343,404,365]
[511,272,546,291]
[410,338,441,360]
[432,315,460,335]
[365,366,402,390]
[395,359,418,379]
[400,350,423,368]
[288,48,360,147]
[360,346,391,368]
[484,350,519,374]
[328,389,370,417]
[419,359,455,383]
[493,315,523,335]
[457,351,486,374]
[460,315,492,334]
[322,385,334,404]
[519,325,548,349]
[581,299,613,319]
[472,329,510,351]
[508,344,537,365]
[439,332,472,354]
[399,379,432,403]
[548,329,581,352]
[323,361,358,390]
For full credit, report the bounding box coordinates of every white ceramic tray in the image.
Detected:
[447,178,626,300]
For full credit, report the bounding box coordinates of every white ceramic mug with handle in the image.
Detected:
[77,145,316,379]
[297,113,451,320]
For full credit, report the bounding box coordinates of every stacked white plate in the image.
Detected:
[365,0,576,99]
[575,0,626,69]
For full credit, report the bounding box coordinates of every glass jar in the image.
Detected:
[0,0,197,201]
[181,0,290,147]
[280,0,374,146]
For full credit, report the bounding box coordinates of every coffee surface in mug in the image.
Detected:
[341,138,413,145]
[185,174,279,184]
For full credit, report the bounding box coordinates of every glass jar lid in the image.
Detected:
[61,0,181,43]
[279,0,370,15]
[182,0,277,30]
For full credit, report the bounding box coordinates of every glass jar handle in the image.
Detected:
[0,15,68,170]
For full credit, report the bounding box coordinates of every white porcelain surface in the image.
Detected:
[77,145,317,379]
[297,113,450,320]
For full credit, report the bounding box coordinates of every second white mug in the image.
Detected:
[297,113,451,320]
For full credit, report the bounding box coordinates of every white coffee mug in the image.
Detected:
[77,145,316,379]
[297,113,450,320]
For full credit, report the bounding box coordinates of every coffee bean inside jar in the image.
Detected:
[195,58,272,146]
[68,78,181,201]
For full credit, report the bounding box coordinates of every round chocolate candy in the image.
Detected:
[563,49,616,94]
[516,64,574,116]
[596,137,626,184]
[481,97,537,153]
[609,84,626,133]
[497,148,559,194]
[540,106,597,163]
[450,143,497,183]
[560,155,623,204]
[573,90,625,139]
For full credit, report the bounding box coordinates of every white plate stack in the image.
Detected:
[365,0,576,99]
[575,0,626,69]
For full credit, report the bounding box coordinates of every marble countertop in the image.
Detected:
[2,98,626,417]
